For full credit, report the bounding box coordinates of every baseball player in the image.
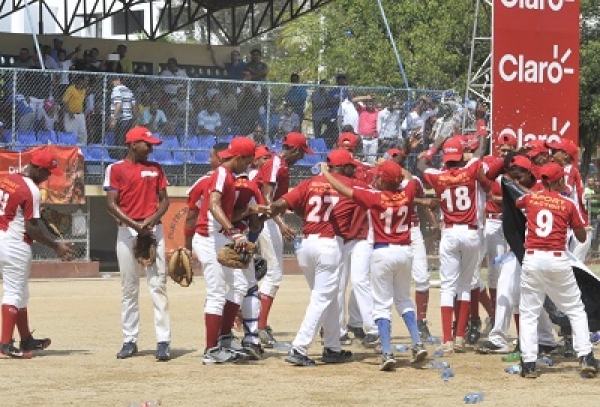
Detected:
[190,137,256,364]
[270,149,358,366]
[248,145,272,181]
[322,160,434,371]
[516,162,598,378]
[104,126,172,361]
[0,149,75,359]
[417,135,503,354]
[254,132,313,347]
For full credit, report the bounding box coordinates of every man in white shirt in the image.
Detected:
[377,98,402,151]
[337,98,359,134]
[160,58,188,95]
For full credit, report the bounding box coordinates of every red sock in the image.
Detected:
[470,289,480,319]
[415,290,429,321]
[1,304,18,345]
[258,294,274,329]
[441,306,454,343]
[514,314,520,335]
[456,300,471,338]
[16,308,31,340]
[205,313,223,349]
[220,301,240,336]
[488,288,497,319]
[479,288,494,319]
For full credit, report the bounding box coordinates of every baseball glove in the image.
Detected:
[217,242,257,269]
[167,248,193,287]
[254,255,268,281]
[133,234,157,267]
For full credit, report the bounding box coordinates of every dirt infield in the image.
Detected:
[1,275,599,407]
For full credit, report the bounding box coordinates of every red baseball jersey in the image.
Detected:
[423,158,483,225]
[282,173,358,238]
[564,164,588,226]
[233,176,265,230]
[186,171,213,211]
[516,190,585,251]
[354,160,374,185]
[255,155,289,202]
[0,174,41,244]
[400,176,425,224]
[195,166,236,236]
[485,177,503,215]
[352,180,418,245]
[104,160,168,220]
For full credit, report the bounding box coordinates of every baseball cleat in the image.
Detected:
[563,336,576,358]
[0,343,33,359]
[361,333,381,348]
[454,336,466,353]
[202,346,239,365]
[258,326,277,348]
[520,361,539,379]
[116,342,138,359]
[417,320,432,342]
[156,341,170,362]
[285,348,316,367]
[339,333,353,346]
[466,318,482,345]
[476,340,510,354]
[538,343,558,356]
[410,343,428,364]
[579,352,598,378]
[20,335,51,351]
[437,341,455,356]
[241,342,264,360]
[347,325,366,340]
[321,348,353,364]
[380,353,397,371]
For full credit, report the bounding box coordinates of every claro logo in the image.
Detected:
[8,166,23,174]
[500,0,574,11]
[499,45,574,84]
[498,117,570,146]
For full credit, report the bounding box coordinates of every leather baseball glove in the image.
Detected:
[133,234,157,267]
[167,248,193,287]
[254,255,268,281]
[217,242,257,269]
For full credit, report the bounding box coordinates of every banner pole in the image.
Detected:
[24,0,45,70]
[376,0,409,91]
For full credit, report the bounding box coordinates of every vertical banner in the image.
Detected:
[0,145,85,204]
[493,0,580,147]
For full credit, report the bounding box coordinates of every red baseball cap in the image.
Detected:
[526,147,550,158]
[386,148,404,159]
[539,162,565,183]
[219,137,256,159]
[376,161,403,184]
[546,138,578,158]
[496,133,518,147]
[327,149,356,167]
[125,126,162,145]
[30,149,63,176]
[282,132,314,155]
[254,145,271,159]
[509,155,533,172]
[442,138,464,163]
[337,132,359,148]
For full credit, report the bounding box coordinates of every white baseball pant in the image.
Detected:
[519,251,592,363]
[411,226,429,292]
[258,219,284,298]
[439,225,481,307]
[484,219,506,289]
[116,225,170,343]
[241,261,261,346]
[0,234,32,308]
[338,239,376,336]
[570,230,592,263]
[371,245,414,321]
[292,235,343,354]
[360,136,379,164]
[488,253,555,348]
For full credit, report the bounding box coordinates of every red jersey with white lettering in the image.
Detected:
[255,155,289,202]
[0,174,41,244]
[400,176,425,224]
[352,180,418,245]
[195,166,236,236]
[104,160,168,220]
[282,173,357,238]
[516,190,585,251]
[186,171,213,211]
[233,176,265,230]
[423,158,482,225]
[564,164,588,226]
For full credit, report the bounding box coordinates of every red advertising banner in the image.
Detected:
[493,0,580,147]
[0,145,85,204]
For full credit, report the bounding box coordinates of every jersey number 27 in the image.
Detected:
[307,195,340,222]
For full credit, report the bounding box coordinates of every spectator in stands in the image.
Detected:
[246,48,268,81]
[400,95,436,135]
[337,97,359,137]
[14,93,35,131]
[277,103,300,136]
[39,45,58,70]
[90,48,102,68]
[73,50,100,72]
[140,100,168,133]
[236,68,263,135]
[210,47,246,80]
[215,82,238,123]
[168,86,190,134]
[50,37,67,62]
[285,73,307,125]
[55,47,81,100]
[352,94,380,163]
[311,79,331,140]
[13,48,32,68]
[377,97,402,152]
[62,75,89,145]
[161,57,188,95]
[109,76,136,159]
[41,97,59,132]
[196,100,222,135]
[116,44,133,74]
[247,124,266,145]
[324,73,352,147]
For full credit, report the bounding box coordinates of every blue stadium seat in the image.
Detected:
[2,129,13,144]
[16,130,37,147]
[37,130,57,144]
[218,134,234,143]
[58,131,78,145]
[310,138,328,153]
[198,135,216,149]
[186,136,200,150]
[173,150,187,163]
[104,131,115,145]
[82,144,116,163]
[152,148,183,166]
[188,150,211,165]
[161,135,180,149]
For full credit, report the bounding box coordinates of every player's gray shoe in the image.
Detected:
[321,348,353,364]
[580,352,598,378]
[156,342,170,361]
[0,343,33,359]
[410,343,428,364]
[258,326,276,348]
[116,342,138,359]
[520,360,539,379]
[417,320,432,342]
[476,340,510,354]
[241,342,264,360]
[285,348,316,367]
[454,336,466,353]
[380,353,396,371]
[362,333,380,348]
[20,335,51,351]
[347,325,366,340]
[202,346,238,365]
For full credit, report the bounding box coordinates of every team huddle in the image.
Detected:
[0,124,597,378]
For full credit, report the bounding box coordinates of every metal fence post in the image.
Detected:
[265,85,271,147]
[184,78,191,184]
[11,69,16,147]
[102,74,107,168]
